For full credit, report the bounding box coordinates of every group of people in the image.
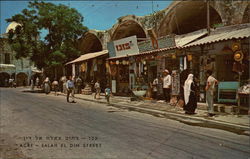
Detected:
[152,69,218,117]
[31,75,112,104]
[64,77,111,104]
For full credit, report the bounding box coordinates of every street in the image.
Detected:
[0,87,249,159]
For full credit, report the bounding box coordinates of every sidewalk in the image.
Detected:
[58,92,250,133]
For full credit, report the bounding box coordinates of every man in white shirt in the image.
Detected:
[163,69,172,103]
[66,76,76,103]
[205,70,218,116]
[94,80,101,99]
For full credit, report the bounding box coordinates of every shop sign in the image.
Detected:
[138,35,176,52]
[107,36,139,58]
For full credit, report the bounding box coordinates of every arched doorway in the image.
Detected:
[111,20,147,41]
[242,5,250,24]
[16,72,28,86]
[158,1,222,36]
[0,72,10,87]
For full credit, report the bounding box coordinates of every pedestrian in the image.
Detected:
[60,76,67,94]
[162,69,172,103]
[183,74,197,114]
[105,84,112,104]
[76,76,82,94]
[94,80,101,99]
[36,77,40,88]
[66,76,76,103]
[152,77,159,100]
[43,77,51,94]
[5,78,8,87]
[9,78,14,88]
[90,79,95,92]
[30,78,34,91]
[13,80,16,88]
[23,80,26,87]
[205,70,218,117]
[52,78,59,96]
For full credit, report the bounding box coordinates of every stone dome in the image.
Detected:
[6,21,21,33]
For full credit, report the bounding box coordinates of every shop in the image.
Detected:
[66,50,109,91]
[183,24,250,104]
[107,35,140,95]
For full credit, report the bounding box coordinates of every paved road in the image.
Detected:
[1,88,249,159]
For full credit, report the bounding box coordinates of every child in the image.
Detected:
[105,85,111,104]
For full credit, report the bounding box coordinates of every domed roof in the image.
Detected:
[6,21,21,33]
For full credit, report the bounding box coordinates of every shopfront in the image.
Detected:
[183,24,250,104]
[66,50,108,91]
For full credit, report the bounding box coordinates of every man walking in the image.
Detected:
[94,80,101,99]
[66,76,76,103]
[205,70,218,116]
[163,69,172,103]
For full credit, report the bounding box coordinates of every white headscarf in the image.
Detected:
[184,74,194,105]
[44,77,49,82]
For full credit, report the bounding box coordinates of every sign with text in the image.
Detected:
[138,35,176,52]
[108,36,139,58]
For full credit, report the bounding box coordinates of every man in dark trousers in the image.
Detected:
[162,69,172,103]
[66,76,76,103]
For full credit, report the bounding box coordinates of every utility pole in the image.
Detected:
[207,0,210,35]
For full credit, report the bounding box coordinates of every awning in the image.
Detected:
[107,46,177,60]
[0,64,16,68]
[66,50,108,65]
[183,24,250,48]
[175,29,208,47]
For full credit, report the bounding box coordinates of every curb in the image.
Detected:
[58,93,249,133]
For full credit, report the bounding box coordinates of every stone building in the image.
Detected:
[77,0,250,51]
[0,22,41,87]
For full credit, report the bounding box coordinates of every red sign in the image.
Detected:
[115,42,131,51]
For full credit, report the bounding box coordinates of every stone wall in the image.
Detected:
[79,1,250,52]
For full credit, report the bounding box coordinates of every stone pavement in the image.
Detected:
[57,92,250,133]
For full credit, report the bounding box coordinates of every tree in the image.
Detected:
[6,1,88,78]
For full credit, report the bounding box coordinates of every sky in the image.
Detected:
[0,0,172,36]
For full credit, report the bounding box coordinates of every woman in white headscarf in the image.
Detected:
[43,77,51,94]
[183,74,197,114]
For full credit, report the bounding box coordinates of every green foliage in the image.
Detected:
[6,0,88,69]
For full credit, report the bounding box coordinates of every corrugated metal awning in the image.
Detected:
[175,29,208,47]
[66,50,108,65]
[107,46,177,60]
[183,24,250,48]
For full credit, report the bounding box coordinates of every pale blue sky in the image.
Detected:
[1,1,172,35]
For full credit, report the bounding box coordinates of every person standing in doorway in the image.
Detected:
[152,77,159,100]
[66,76,76,103]
[76,76,82,94]
[163,69,172,103]
[94,80,101,99]
[183,74,197,114]
[205,70,218,117]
